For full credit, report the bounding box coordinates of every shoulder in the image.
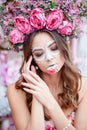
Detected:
[7,83,26,103]
[7,83,25,95]
[7,84,31,130]
[7,83,16,93]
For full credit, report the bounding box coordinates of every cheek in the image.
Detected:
[35,61,47,71]
[56,55,65,68]
[60,57,65,67]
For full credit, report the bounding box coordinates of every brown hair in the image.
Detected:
[15,29,81,117]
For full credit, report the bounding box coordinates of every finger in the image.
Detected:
[26,56,33,71]
[22,74,29,83]
[23,87,37,95]
[28,70,43,83]
[22,73,38,85]
[22,56,32,74]
[21,82,38,91]
[22,61,27,73]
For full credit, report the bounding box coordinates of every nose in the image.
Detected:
[45,51,53,61]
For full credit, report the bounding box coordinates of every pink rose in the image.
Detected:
[46,9,64,30]
[13,16,32,34]
[58,21,73,35]
[9,28,25,44]
[30,8,46,29]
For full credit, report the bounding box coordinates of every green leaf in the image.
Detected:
[39,4,44,9]
[14,42,24,47]
[0,5,5,10]
[51,1,56,8]
[48,3,51,9]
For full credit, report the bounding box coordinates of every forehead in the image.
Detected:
[31,32,54,48]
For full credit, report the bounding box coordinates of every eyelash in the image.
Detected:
[33,44,58,57]
[34,52,43,58]
[51,45,58,51]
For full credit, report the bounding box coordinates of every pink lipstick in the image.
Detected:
[47,64,58,74]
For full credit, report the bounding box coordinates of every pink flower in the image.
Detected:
[58,21,73,35]
[3,20,9,26]
[9,28,25,44]
[13,16,32,34]
[30,8,46,29]
[46,9,64,30]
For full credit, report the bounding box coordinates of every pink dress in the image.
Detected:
[45,112,75,130]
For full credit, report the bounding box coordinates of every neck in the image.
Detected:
[42,71,61,90]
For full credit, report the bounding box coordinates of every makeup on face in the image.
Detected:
[32,40,60,62]
[47,64,59,74]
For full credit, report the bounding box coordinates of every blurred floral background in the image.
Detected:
[0,0,87,130]
[0,50,22,130]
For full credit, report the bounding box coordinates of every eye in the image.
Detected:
[33,52,44,58]
[51,44,58,51]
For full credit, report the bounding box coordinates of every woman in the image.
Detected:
[7,29,87,130]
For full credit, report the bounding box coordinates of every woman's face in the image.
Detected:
[31,32,65,75]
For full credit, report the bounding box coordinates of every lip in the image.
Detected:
[47,64,58,71]
[47,64,58,74]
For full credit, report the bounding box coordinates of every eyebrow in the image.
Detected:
[48,41,56,47]
[32,40,55,53]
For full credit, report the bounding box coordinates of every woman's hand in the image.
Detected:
[22,56,32,73]
[21,57,55,108]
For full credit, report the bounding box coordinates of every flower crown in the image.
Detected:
[0,0,87,51]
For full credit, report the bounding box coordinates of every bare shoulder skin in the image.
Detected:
[7,83,31,130]
[7,83,45,130]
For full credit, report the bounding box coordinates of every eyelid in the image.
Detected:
[32,47,44,53]
[32,41,55,52]
[50,43,57,46]
[48,41,56,48]
[32,50,44,55]
[50,43,58,48]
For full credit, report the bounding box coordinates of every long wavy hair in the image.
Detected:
[15,29,81,119]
